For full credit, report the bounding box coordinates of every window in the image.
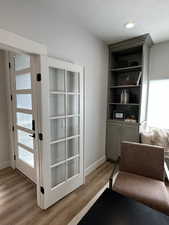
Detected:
[147,79,169,129]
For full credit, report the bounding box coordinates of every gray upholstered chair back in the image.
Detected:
[119,141,165,181]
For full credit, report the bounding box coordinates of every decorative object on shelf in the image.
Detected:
[123,89,129,104]
[120,90,124,103]
[125,115,137,123]
[136,72,142,85]
[113,111,125,120]
[119,73,137,86]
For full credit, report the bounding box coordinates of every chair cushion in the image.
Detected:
[113,171,169,215]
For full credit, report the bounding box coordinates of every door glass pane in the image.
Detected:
[67,71,79,92]
[50,142,66,165]
[17,130,33,149]
[18,146,34,168]
[67,117,79,137]
[49,68,65,92]
[16,73,31,90]
[67,95,79,115]
[50,119,65,141]
[67,137,79,158]
[51,163,66,188]
[16,112,32,130]
[67,158,79,179]
[16,94,32,110]
[15,55,30,71]
[50,94,65,117]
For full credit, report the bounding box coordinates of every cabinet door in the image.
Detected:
[106,123,121,161]
[121,124,139,143]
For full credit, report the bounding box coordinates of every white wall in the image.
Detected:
[0,50,10,169]
[0,1,108,170]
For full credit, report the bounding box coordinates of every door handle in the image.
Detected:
[29,133,35,138]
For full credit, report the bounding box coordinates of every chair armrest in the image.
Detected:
[109,157,120,189]
[164,161,169,181]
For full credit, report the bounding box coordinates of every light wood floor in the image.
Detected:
[0,161,113,225]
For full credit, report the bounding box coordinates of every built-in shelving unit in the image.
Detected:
[106,34,153,162]
[108,45,143,122]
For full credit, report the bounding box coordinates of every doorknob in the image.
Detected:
[29,133,35,138]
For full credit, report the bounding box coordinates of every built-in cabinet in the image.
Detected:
[106,34,153,161]
[107,121,139,160]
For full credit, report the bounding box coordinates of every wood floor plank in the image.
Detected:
[0,161,113,225]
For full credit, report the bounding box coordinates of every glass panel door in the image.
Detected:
[49,69,81,189]
[41,58,84,209]
[11,53,37,183]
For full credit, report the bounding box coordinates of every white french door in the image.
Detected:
[40,58,84,209]
[10,53,38,183]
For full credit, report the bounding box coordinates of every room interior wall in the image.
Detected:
[149,40,169,81]
[148,40,169,167]
[0,50,10,169]
[0,1,108,171]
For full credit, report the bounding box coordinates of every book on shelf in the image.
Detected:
[136,72,142,86]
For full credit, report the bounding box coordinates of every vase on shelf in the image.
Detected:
[124,89,129,104]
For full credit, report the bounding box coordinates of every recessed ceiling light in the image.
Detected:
[125,22,136,29]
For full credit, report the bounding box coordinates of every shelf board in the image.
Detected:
[109,103,140,106]
[110,65,142,72]
[110,85,141,89]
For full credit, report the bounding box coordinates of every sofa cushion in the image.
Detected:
[113,171,169,215]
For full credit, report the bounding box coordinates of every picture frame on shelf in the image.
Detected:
[113,111,125,120]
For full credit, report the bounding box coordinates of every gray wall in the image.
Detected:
[0,1,108,170]
[0,50,10,168]
[149,40,169,81]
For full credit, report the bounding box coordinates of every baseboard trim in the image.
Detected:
[0,161,10,170]
[85,156,106,177]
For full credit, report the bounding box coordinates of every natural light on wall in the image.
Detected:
[147,79,169,129]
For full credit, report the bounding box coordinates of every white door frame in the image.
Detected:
[0,28,47,208]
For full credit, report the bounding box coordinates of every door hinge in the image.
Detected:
[37,73,41,82]
[12,126,14,132]
[39,133,43,141]
[40,186,44,194]
[10,95,13,101]
[9,62,11,69]
[14,154,16,161]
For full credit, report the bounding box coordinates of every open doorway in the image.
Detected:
[0,49,40,203]
[0,28,84,210]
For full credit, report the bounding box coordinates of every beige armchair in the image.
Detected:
[109,141,169,215]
